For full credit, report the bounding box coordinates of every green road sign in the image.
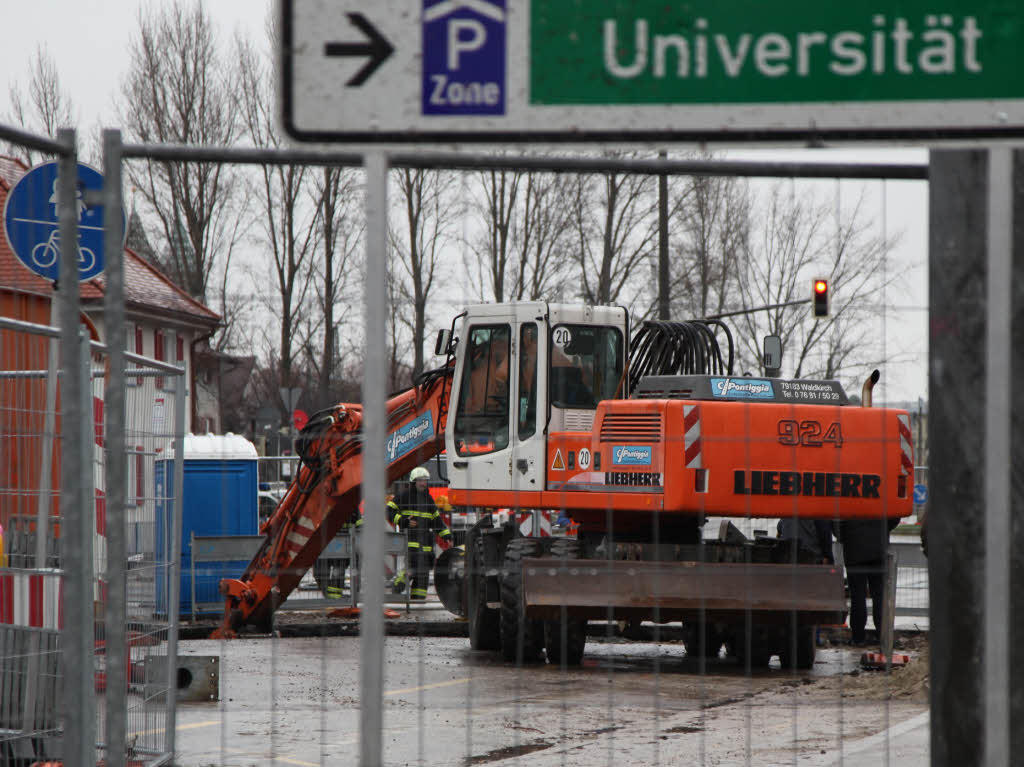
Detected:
[531,0,1006,105]
[284,0,1024,143]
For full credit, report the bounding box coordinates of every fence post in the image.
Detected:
[102,127,128,767]
[164,366,187,757]
[360,150,388,767]
[57,128,96,767]
[882,550,897,664]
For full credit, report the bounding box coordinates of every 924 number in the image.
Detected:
[777,419,843,447]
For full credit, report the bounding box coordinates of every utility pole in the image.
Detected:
[658,150,670,320]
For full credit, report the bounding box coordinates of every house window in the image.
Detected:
[130,446,145,506]
[154,329,165,390]
[125,323,137,386]
[135,325,144,385]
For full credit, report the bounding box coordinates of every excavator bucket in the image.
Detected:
[433,545,466,617]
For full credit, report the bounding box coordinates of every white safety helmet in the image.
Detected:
[410,467,430,482]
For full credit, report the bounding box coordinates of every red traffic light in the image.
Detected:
[812,279,829,317]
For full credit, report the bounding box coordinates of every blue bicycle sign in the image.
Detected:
[2,161,123,282]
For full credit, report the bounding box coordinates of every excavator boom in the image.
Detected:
[214,367,452,636]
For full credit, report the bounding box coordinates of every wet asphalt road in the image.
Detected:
[165,630,916,767]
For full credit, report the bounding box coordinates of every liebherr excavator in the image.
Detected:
[217,302,913,668]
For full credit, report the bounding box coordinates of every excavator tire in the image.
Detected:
[500,538,545,663]
[779,625,817,671]
[684,619,725,660]
[731,624,774,670]
[542,538,587,667]
[468,535,500,650]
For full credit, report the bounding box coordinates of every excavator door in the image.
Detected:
[446,304,546,499]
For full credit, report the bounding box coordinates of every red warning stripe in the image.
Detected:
[684,405,702,469]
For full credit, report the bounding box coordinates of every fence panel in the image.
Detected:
[0,315,182,766]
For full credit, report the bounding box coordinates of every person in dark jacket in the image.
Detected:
[839,516,900,645]
[777,518,834,564]
[390,467,452,600]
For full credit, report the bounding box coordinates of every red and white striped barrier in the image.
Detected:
[0,570,62,629]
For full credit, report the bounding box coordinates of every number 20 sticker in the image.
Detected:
[552,327,572,349]
[578,448,591,469]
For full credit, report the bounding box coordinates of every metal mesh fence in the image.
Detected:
[0,124,943,767]
[0,314,181,766]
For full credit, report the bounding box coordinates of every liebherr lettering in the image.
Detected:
[605,471,662,486]
[734,470,880,498]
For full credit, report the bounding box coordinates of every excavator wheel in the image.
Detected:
[779,625,817,671]
[542,538,587,667]
[499,538,546,663]
[684,619,725,660]
[731,624,774,670]
[468,535,500,650]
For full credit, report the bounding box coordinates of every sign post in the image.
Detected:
[284,0,1024,143]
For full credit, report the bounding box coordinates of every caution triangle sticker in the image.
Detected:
[551,449,565,471]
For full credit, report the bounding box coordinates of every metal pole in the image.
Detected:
[165,366,187,757]
[79,322,99,760]
[102,128,128,767]
[35,300,57,567]
[657,150,669,320]
[56,128,95,767]
[984,147,1012,767]
[881,550,897,663]
[360,150,388,767]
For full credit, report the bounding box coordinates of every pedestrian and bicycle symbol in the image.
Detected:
[3,161,124,282]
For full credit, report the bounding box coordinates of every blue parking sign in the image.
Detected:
[422,0,506,116]
[2,161,123,282]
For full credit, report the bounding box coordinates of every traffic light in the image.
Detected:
[812,279,829,318]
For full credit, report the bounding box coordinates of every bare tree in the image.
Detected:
[569,152,660,305]
[465,168,576,303]
[118,0,240,304]
[4,45,76,165]
[732,182,905,384]
[235,32,318,395]
[305,166,364,410]
[669,173,751,319]
[465,167,522,302]
[389,168,459,380]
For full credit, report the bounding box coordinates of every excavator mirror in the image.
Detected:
[763,335,782,377]
[434,329,452,356]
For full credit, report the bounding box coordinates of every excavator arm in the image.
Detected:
[213,366,453,637]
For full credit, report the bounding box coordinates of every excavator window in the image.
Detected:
[454,324,512,456]
[518,323,538,439]
[549,324,623,408]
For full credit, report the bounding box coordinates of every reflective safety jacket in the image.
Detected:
[390,486,451,553]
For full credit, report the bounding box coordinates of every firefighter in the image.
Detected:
[391,467,452,600]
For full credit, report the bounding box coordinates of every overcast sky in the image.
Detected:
[0,0,929,405]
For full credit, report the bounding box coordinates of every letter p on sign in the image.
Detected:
[448,19,486,69]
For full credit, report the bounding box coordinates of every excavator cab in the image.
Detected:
[445,303,628,501]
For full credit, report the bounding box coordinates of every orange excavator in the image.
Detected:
[216,302,913,668]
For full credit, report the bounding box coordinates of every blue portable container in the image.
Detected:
[155,434,259,616]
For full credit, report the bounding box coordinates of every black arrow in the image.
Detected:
[324,13,394,87]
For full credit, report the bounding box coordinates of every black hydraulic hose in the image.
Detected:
[627,319,735,392]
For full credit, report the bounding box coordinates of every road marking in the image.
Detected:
[385,676,470,696]
[127,719,220,737]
